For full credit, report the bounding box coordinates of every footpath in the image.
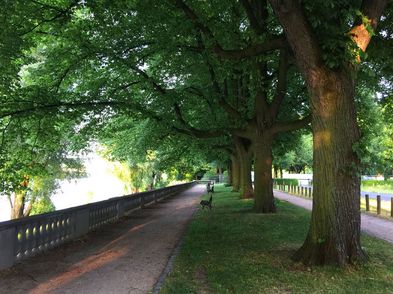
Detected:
[0,185,205,294]
[275,190,393,244]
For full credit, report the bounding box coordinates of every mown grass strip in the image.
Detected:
[362,180,393,194]
[161,185,393,294]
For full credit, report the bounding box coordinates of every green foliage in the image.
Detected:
[303,0,361,68]
[273,133,313,173]
[362,180,393,194]
[0,0,390,221]
[355,85,393,176]
[30,197,55,215]
[273,178,299,186]
[98,117,220,190]
[161,185,393,293]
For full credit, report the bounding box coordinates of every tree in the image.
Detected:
[273,132,312,175]
[0,98,85,219]
[99,116,226,190]
[269,0,388,265]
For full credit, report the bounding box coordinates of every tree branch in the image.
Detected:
[268,0,323,73]
[241,0,265,35]
[211,37,286,59]
[204,55,243,120]
[269,48,289,119]
[176,0,285,59]
[20,0,79,36]
[0,100,155,120]
[270,115,311,134]
[131,66,167,95]
[349,0,388,54]
[240,0,271,39]
[211,144,233,154]
[173,103,223,138]
[254,60,270,126]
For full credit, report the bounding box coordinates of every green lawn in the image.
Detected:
[362,180,393,194]
[161,185,393,294]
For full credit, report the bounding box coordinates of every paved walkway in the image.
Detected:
[275,190,393,244]
[0,185,205,294]
[361,191,393,201]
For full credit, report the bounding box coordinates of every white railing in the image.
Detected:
[0,182,196,269]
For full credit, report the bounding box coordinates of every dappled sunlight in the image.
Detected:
[28,218,158,293]
[314,130,332,149]
[29,247,128,294]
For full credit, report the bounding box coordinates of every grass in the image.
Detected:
[161,185,393,294]
[362,180,393,194]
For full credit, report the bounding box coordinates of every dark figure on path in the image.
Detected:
[200,193,213,210]
[206,181,214,193]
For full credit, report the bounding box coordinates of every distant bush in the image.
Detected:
[362,180,393,194]
[274,178,299,186]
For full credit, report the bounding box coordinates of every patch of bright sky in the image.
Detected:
[0,153,128,222]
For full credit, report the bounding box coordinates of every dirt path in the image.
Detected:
[0,185,205,294]
[274,190,393,244]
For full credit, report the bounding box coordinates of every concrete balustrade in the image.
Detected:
[0,182,195,270]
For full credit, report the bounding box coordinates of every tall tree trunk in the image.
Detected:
[253,136,276,213]
[293,68,366,265]
[11,191,26,220]
[273,165,279,179]
[231,154,240,192]
[234,137,254,199]
[23,197,36,217]
[268,0,387,265]
[217,165,223,182]
[227,160,233,186]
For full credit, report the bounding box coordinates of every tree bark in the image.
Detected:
[292,68,366,265]
[234,137,254,199]
[269,0,386,266]
[231,154,240,192]
[11,191,26,220]
[227,160,233,186]
[253,135,276,213]
[23,197,35,217]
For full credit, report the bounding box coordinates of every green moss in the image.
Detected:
[161,185,393,293]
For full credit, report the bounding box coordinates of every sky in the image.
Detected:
[0,154,128,222]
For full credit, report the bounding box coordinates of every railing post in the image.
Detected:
[365,194,369,212]
[377,195,381,215]
[301,187,304,196]
[0,228,16,269]
[141,195,145,209]
[74,209,90,238]
[117,199,125,218]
